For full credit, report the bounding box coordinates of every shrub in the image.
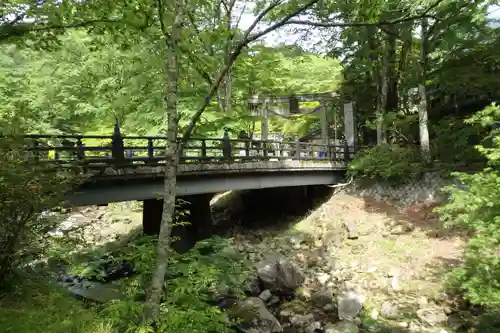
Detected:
[430,116,486,166]
[72,235,251,333]
[347,144,428,183]
[435,103,500,309]
[0,273,115,333]
[0,136,78,286]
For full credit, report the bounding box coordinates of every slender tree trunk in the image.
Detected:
[376,39,388,145]
[367,27,386,145]
[397,28,412,112]
[418,18,431,160]
[143,0,184,325]
[223,11,233,115]
[224,67,232,114]
[378,61,388,144]
[385,31,398,114]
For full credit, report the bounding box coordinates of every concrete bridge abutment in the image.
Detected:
[142,193,214,253]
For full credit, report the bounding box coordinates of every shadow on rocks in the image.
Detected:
[212,185,334,236]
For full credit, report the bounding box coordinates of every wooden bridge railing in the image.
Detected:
[18,134,361,167]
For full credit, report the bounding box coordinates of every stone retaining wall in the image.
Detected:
[345,172,450,208]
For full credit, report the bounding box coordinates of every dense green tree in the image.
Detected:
[3,0,500,328]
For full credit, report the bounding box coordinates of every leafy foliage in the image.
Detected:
[347,144,428,182]
[0,273,115,333]
[2,0,500,329]
[436,103,500,309]
[0,32,342,138]
[68,235,251,333]
[430,116,486,165]
[0,137,79,286]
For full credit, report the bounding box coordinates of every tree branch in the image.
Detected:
[285,13,440,29]
[246,0,321,44]
[0,19,125,42]
[186,9,214,56]
[286,0,445,29]
[161,5,213,85]
[234,0,250,31]
[181,0,320,140]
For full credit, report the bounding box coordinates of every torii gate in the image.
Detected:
[247,92,357,149]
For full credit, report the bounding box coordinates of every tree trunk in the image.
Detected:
[378,62,388,144]
[385,31,398,114]
[367,27,386,145]
[418,18,431,161]
[143,0,184,325]
[224,67,232,114]
[396,27,412,112]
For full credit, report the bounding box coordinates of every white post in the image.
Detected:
[343,102,356,158]
[261,101,268,141]
[320,103,329,145]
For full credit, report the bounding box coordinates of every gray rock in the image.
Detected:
[323,303,336,313]
[390,225,405,235]
[316,272,330,285]
[380,301,399,319]
[337,290,365,320]
[259,289,272,302]
[311,289,334,307]
[397,322,409,328]
[279,309,293,318]
[256,255,305,292]
[416,307,447,325]
[305,321,322,333]
[408,322,423,332]
[245,277,261,296]
[345,221,359,239]
[67,281,124,303]
[447,313,462,330]
[290,313,315,327]
[325,321,360,333]
[267,295,281,307]
[233,297,283,333]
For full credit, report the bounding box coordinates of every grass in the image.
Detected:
[0,273,116,333]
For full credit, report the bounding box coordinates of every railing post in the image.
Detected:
[343,140,350,164]
[245,140,250,157]
[295,138,301,159]
[76,137,85,161]
[263,141,268,159]
[147,137,154,161]
[32,139,40,162]
[201,139,207,159]
[177,139,184,162]
[111,120,125,163]
[222,129,231,161]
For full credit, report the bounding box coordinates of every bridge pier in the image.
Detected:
[142,194,214,253]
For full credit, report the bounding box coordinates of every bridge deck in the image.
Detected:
[10,133,367,205]
[90,160,346,180]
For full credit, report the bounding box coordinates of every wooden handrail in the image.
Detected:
[7,134,363,167]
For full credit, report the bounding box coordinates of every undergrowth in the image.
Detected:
[347,144,429,183]
[98,236,251,333]
[0,235,252,333]
[0,273,115,333]
[435,104,500,326]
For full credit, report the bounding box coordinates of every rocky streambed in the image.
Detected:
[216,192,470,333]
[52,192,472,333]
